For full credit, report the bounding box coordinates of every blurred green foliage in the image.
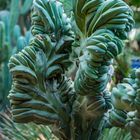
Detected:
[129,0,140,7]
[0,0,11,10]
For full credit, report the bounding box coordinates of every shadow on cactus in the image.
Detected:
[8,0,138,140]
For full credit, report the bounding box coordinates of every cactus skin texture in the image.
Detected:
[8,0,136,140]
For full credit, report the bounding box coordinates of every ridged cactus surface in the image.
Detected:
[8,0,138,140]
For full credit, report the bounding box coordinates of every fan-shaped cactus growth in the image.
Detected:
[8,0,138,140]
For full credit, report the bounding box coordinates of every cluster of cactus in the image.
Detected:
[0,20,10,111]
[8,0,140,140]
[9,1,74,131]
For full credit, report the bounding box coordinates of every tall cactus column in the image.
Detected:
[0,21,11,111]
[8,0,135,140]
[72,0,134,139]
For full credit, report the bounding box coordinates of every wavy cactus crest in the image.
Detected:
[8,0,136,140]
[73,0,134,121]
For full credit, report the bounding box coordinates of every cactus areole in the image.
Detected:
[8,0,138,140]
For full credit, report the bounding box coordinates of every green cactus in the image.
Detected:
[0,17,30,111]
[0,20,10,111]
[0,18,54,140]
[0,110,57,140]
[105,69,140,139]
[0,1,57,140]
[9,0,20,34]
[20,0,33,15]
[8,0,140,140]
[9,0,33,34]
[0,10,10,42]
[0,21,6,63]
[101,127,131,140]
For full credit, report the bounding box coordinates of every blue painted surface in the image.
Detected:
[131,59,140,68]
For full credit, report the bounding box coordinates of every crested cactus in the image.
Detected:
[0,1,56,140]
[8,0,139,140]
